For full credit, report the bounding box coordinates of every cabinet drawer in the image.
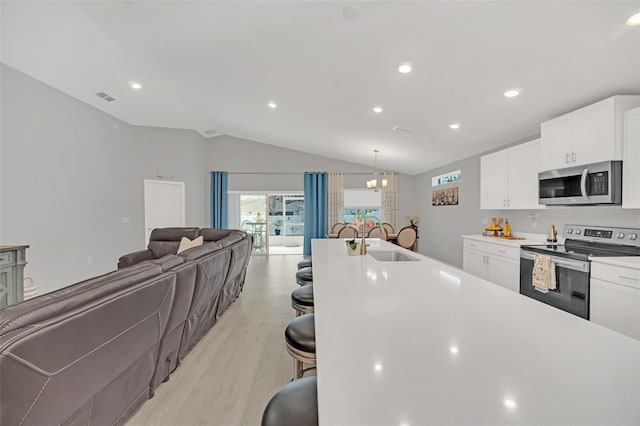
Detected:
[463,239,520,260]
[0,252,15,267]
[591,263,640,290]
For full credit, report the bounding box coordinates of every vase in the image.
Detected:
[346,243,361,256]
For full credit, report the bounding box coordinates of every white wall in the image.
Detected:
[0,64,208,294]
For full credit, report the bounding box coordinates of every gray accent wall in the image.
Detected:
[415,147,640,268]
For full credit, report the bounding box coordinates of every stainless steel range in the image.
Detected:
[520,224,640,319]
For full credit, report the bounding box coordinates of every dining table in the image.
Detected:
[311,238,640,425]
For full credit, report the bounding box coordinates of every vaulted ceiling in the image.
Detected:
[2,1,639,175]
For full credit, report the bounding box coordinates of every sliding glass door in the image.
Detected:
[239,194,269,255]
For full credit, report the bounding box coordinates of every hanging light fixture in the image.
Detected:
[366,149,388,192]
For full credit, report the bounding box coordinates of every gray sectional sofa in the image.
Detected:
[0,228,252,426]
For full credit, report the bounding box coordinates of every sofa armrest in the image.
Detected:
[118,249,154,269]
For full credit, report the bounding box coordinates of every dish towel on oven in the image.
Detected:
[532,254,556,293]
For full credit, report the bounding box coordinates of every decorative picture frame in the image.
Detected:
[432,186,459,206]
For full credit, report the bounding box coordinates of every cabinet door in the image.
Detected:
[540,114,574,171]
[0,267,13,308]
[507,139,544,209]
[591,278,640,340]
[480,150,508,210]
[575,98,616,165]
[487,255,520,293]
[463,249,488,280]
[623,107,640,208]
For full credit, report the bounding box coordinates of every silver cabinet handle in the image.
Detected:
[572,152,577,163]
[498,250,506,254]
[619,275,639,282]
[565,153,570,164]
[470,243,477,248]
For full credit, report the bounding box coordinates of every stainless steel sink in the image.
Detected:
[367,251,420,262]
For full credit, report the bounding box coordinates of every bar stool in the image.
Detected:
[291,285,314,316]
[297,259,312,270]
[285,313,316,379]
[296,266,313,286]
[261,376,318,426]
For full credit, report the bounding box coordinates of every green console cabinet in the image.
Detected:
[0,245,29,308]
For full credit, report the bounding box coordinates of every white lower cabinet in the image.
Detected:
[591,262,640,340]
[463,239,520,293]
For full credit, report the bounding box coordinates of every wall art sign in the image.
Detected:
[432,186,459,206]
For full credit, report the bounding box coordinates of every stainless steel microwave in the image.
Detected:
[538,160,622,206]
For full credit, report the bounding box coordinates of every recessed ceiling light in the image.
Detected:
[449,123,461,130]
[129,81,142,90]
[268,102,277,109]
[398,63,412,74]
[504,398,517,409]
[627,12,640,26]
[449,346,459,354]
[373,106,383,113]
[504,89,520,98]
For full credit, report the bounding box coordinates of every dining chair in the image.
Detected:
[381,223,395,235]
[337,226,357,239]
[367,226,388,240]
[330,223,346,234]
[396,226,418,251]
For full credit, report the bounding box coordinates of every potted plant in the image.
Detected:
[273,218,283,235]
[345,239,360,256]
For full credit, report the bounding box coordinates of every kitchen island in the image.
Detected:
[312,238,639,425]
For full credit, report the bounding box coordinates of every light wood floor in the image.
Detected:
[128,255,302,426]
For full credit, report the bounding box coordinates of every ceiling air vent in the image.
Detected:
[96,92,116,102]
[392,125,414,133]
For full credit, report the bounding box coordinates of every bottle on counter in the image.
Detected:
[504,218,512,238]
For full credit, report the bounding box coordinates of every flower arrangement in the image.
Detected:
[405,215,420,227]
[345,239,358,250]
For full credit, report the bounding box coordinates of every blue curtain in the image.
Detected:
[211,171,228,228]
[303,172,328,256]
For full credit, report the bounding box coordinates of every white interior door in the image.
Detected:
[144,180,185,244]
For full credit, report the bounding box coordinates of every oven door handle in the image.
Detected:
[580,168,589,199]
[520,250,590,273]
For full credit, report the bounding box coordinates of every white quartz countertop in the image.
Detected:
[312,239,639,426]
[590,256,640,270]
[462,233,552,248]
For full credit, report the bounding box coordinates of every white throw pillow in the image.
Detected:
[177,236,204,254]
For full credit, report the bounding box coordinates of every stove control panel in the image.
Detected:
[563,225,640,247]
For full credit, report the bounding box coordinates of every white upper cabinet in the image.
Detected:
[540,96,640,172]
[480,149,508,209]
[623,106,640,209]
[480,139,543,210]
[540,114,573,170]
[507,140,543,209]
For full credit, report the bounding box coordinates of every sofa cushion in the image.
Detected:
[179,241,224,262]
[0,262,162,337]
[150,254,185,272]
[177,236,204,254]
[199,228,232,242]
[148,228,200,258]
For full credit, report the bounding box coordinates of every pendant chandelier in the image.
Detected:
[366,149,388,192]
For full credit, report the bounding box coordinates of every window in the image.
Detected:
[343,189,381,225]
[432,170,461,187]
